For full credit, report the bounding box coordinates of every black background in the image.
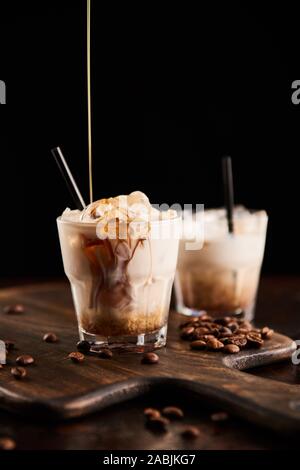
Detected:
[0,1,299,280]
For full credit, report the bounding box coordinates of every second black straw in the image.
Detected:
[222,156,235,234]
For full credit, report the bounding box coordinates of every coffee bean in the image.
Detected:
[219,337,231,344]
[180,326,195,340]
[198,334,215,341]
[4,341,14,351]
[162,406,184,419]
[11,367,26,379]
[196,321,211,327]
[43,333,58,343]
[76,340,90,352]
[223,344,240,354]
[261,327,274,339]
[147,416,169,432]
[220,326,233,335]
[209,327,221,337]
[99,349,113,359]
[227,322,239,333]
[190,340,206,350]
[236,328,250,335]
[3,304,24,314]
[219,332,233,339]
[0,437,16,450]
[194,327,210,336]
[0,364,3,369]
[68,352,85,363]
[181,426,200,439]
[141,352,159,364]
[206,338,224,350]
[211,411,229,422]
[228,335,247,348]
[239,321,252,330]
[199,313,212,321]
[246,333,264,347]
[179,318,199,329]
[144,408,161,419]
[16,355,34,366]
[206,322,220,330]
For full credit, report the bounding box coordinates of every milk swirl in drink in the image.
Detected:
[176,207,268,319]
[57,191,180,351]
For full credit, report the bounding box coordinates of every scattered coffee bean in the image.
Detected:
[141,352,159,364]
[190,340,206,350]
[3,304,24,315]
[4,341,14,351]
[181,426,200,439]
[162,406,184,419]
[206,338,224,350]
[144,408,161,419]
[211,411,229,422]
[68,352,85,363]
[16,355,34,366]
[0,364,3,369]
[99,349,113,359]
[76,340,90,352]
[246,333,264,347]
[43,333,58,343]
[180,326,195,340]
[261,326,274,339]
[147,416,169,432]
[11,367,27,380]
[0,437,16,450]
[223,344,240,354]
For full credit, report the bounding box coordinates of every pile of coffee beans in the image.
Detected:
[179,314,274,354]
[144,406,201,438]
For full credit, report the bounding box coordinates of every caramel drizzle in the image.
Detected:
[82,235,145,310]
[87,0,93,204]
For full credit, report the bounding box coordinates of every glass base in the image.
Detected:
[79,324,168,354]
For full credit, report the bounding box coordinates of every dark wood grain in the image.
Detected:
[0,282,299,436]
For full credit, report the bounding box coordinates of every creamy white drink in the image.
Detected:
[176,207,268,319]
[57,191,180,351]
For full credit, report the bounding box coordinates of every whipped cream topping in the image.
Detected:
[60,192,178,240]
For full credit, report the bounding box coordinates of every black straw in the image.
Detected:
[51,147,86,210]
[222,156,234,234]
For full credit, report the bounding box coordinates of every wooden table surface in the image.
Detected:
[0,276,300,450]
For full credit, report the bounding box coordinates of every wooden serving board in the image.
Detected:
[0,282,299,434]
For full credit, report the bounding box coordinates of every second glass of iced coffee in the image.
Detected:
[175,207,268,320]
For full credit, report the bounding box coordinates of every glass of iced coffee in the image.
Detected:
[57,191,180,352]
[175,207,268,320]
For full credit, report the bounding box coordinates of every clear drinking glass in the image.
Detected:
[175,208,268,320]
[57,216,180,352]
